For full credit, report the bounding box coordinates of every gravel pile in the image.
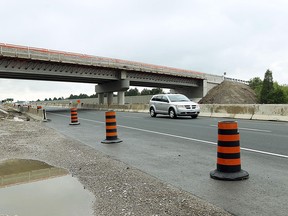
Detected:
[0,108,231,216]
[199,80,258,104]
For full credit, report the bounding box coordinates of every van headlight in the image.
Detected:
[177,105,185,109]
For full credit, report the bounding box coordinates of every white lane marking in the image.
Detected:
[117,125,288,159]
[48,112,288,159]
[210,125,272,133]
[240,148,288,158]
[117,115,143,119]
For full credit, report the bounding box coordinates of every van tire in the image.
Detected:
[169,108,177,119]
[150,107,157,117]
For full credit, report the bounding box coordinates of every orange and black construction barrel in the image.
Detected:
[69,108,80,125]
[101,111,122,144]
[210,121,249,181]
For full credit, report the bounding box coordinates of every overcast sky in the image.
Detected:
[1,0,288,101]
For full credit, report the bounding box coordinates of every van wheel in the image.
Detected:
[169,108,177,119]
[150,108,157,117]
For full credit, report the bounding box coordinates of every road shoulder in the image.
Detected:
[0,118,231,216]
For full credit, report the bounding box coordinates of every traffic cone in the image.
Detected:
[101,111,122,144]
[210,121,249,181]
[69,108,80,125]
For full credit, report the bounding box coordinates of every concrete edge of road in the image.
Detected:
[7,103,288,122]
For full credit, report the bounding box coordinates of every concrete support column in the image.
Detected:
[107,93,114,106]
[98,93,104,105]
[203,79,208,97]
[117,91,125,105]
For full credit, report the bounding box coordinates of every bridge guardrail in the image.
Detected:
[224,77,249,85]
[0,43,207,79]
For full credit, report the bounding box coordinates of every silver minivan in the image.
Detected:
[149,94,200,119]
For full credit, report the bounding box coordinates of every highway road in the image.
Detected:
[45,108,288,216]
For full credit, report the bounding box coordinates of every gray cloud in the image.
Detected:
[1,0,288,101]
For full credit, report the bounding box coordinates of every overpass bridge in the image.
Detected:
[0,43,223,104]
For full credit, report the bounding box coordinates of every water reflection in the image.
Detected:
[0,159,68,188]
[0,159,94,216]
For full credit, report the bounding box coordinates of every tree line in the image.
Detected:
[249,69,288,104]
[39,88,164,101]
[1,98,14,103]
[125,88,164,96]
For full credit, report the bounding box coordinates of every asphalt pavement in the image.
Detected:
[45,108,288,216]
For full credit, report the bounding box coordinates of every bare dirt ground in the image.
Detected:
[0,107,231,216]
[199,81,258,104]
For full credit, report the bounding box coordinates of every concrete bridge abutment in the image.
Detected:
[171,80,208,101]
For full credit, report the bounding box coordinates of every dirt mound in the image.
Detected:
[199,81,258,104]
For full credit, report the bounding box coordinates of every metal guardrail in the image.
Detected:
[224,77,249,85]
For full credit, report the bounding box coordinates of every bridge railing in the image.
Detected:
[224,77,249,85]
[0,43,206,79]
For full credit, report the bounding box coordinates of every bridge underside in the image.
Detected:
[0,57,116,84]
[0,57,201,87]
[0,56,206,104]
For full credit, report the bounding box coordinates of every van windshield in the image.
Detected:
[168,95,190,102]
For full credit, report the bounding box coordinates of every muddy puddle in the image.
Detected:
[0,159,94,216]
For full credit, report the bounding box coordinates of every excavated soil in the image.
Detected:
[199,81,258,104]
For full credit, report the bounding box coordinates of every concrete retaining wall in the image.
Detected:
[31,95,153,106]
[199,104,288,122]
[30,101,288,122]
[19,105,44,121]
[200,104,255,119]
[30,95,202,105]
[253,104,288,121]
[2,104,44,121]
